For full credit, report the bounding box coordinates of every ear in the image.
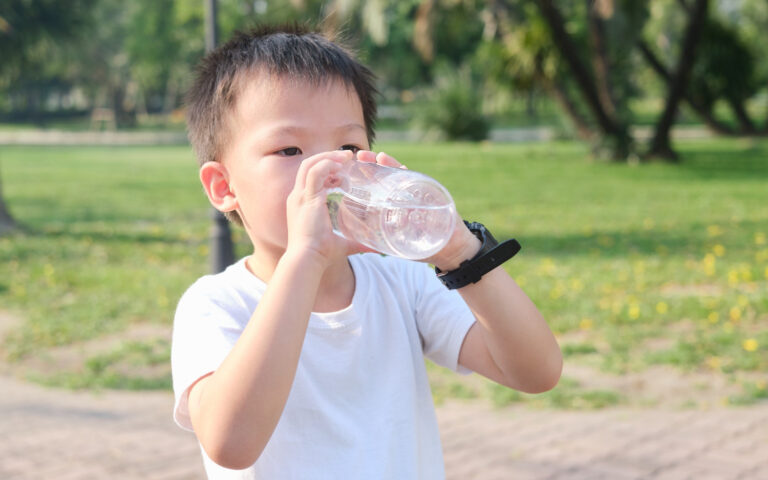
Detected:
[199,161,238,213]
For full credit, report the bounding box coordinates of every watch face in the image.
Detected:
[472,223,499,252]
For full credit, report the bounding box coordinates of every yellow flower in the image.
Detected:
[43,263,55,277]
[628,304,641,320]
[43,263,56,286]
[539,258,557,275]
[712,244,725,257]
[579,318,594,330]
[569,278,584,292]
[756,232,766,245]
[729,307,742,322]
[742,339,759,352]
[740,269,752,282]
[708,312,720,324]
[703,254,716,276]
[727,270,739,286]
[707,225,723,237]
[643,218,655,230]
[706,357,722,370]
[656,302,668,314]
[737,295,749,307]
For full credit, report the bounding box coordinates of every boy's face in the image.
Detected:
[217,75,369,256]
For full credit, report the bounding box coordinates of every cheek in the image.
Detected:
[259,161,301,219]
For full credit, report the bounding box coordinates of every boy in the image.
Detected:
[172,24,562,479]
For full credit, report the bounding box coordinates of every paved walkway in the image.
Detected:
[1,375,766,479]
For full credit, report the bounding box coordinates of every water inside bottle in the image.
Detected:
[327,178,456,259]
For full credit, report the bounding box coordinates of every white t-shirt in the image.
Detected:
[172,253,477,479]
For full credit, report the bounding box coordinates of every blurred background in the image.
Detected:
[0,0,766,410]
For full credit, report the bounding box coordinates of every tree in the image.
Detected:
[645,0,709,161]
[0,163,14,234]
[640,11,765,138]
[0,0,96,233]
[488,0,648,160]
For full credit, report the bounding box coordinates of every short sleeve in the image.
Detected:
[409,263,476,374]
[171,278,249,431]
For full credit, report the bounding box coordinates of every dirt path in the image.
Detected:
[1,374,766,479]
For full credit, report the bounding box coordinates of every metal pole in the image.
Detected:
[204,0,235,273]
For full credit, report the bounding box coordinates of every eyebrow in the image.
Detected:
[263,123,366,137]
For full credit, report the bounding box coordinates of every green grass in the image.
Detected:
[1,138,767,407]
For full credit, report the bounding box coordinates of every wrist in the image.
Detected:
[434,221,522,290]
[432,226,482,272]
[280,244,332,277]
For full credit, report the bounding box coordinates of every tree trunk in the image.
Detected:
[646,0,709,161]
[0,164,17,235]
[111,85,136,129]
[727,98,757,134]
[587,0,617,119]
[534,0,631,160]
[545,76,596,141]
[637,40,736,135]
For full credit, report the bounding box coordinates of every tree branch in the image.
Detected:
[534,0,621,137]
[647,0,709,160]
[637,39,736,135]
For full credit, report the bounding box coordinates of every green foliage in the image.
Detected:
[411,66,490,141]
[0,0,97,115]
[689,19,759,107]
[728,380,768,406]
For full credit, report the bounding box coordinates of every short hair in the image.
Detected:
[186,23,379,225]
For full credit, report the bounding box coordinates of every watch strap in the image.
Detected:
[436,222,521,290]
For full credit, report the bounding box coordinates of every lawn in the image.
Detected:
[1,139,766,408]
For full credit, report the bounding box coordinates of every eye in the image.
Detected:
[277,147,302,156]
[340,144,361,153]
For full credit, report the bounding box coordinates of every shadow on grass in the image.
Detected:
[677,144,768,181]
[28,226,197,246]
[499,219,766,259]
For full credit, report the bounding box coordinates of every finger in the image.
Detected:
[356,150,377,163]
[376,152,407,169]
[294,150,352,192]
[304,159,344,197]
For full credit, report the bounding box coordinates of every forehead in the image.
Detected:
[232,72,364,125]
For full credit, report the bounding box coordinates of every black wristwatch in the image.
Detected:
[435,221,521,290]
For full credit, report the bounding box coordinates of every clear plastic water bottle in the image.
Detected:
[326,160,456,260]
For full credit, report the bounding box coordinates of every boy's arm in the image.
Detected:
[367,150,562,392]
[187,152,353,469]
[187,250,325,469]
[433,228,563,394]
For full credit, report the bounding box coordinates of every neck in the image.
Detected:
[246,248,355,314]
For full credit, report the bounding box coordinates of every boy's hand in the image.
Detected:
[357,151,481,270]
[285,150,373,266]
